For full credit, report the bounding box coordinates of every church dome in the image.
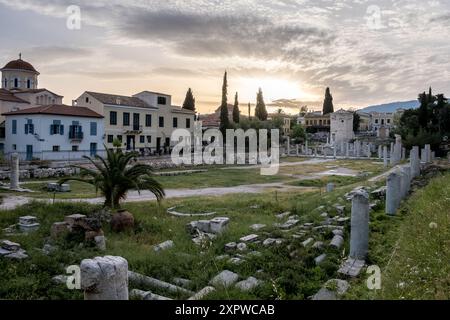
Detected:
[1,57,39,74]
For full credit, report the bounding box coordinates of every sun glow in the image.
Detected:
[236,77,305,103]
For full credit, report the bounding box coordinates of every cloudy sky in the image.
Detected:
[1,0,449,114]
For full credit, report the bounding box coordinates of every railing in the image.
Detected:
[69,132,84,140]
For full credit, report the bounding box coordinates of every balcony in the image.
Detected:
[125,125,143,134]
[69,125,84,141]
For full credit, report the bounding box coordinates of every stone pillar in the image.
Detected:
[10,153,20,190]
[389,143,395,165]
[431,151,435,161]
[346,143,350,158]
[378,145,382,159]
[425,144,431,163]
[386,171,401,215]
[296,145,300,157]
[410,146,420,178]
[326,183,335,193]
[421,148,426,163]
[367,143,371,158]
[333,146,337,159]
[401,147,406,161]
[383,146,388,168]
[350,190,370,260]
[356,141,360,158]
[81,256,129,300]
[400,166,411,198]
[287,139,291,156]
[341,141,345,156]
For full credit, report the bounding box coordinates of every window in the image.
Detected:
[387,119,391,124]
[145,114,152,127]
[12,144,16,151]
[375,119,379,124]
[14,78,18,88]
[186,118,191,128]
[133,113,140,131]
[173,117,178,128]
[157,96,167,105]
[147,136,152,143]
[85,97,89,103]
[69,122,83,140]
[3,78,7,88]
[52,146,60,152]
[123,112,130,126]
[12,120,17,134]
[110,111,117,125]
[107,135,114,143]
[50,120,64,135]
[140,136,145,144]
[25,120,34,135]
[159,116,164,128]
[27,79,31,89]
[90,122,97,136]
[72,146,79,152]
[117,135,123,142]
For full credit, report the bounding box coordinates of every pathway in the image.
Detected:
[0,183,312,210]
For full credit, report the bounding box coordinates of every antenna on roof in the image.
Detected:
[19,53,22,60]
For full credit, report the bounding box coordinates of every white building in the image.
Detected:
[3,105,104,161]
[330,109,354,144]
[0,56,64,152]
[75,90,195,154]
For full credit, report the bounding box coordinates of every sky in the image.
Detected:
[1,0,449,114]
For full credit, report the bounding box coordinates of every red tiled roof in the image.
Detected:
[1,59,39,74]
[2,104,103,118]
[0,89,30,104]
[86,91,153,109]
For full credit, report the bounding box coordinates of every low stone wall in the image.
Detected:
[0,167,79,181]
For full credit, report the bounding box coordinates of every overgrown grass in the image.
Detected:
[287,175,361,188]
[345,171,450,300]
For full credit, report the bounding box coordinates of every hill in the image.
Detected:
[360,100,419,113]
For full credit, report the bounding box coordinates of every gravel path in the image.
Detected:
[0,183,310,210]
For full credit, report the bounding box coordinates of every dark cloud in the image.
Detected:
[116,10,335,59]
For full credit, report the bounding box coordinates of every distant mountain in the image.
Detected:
[360,100,419,113]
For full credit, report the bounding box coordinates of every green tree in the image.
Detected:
[418,91,429,129]
[59,147,165,208]
[323,87,334,115]
[182,88,196,112]
[232,92,240,123]
[219,71,230,134]
[291,124,306,144]
[255,88,268,121]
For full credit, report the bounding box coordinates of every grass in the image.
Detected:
[6,158,446,301]
[15,167,290,200]
[345,171,450,300]
[0,186,354,300]
[287,175,362,188]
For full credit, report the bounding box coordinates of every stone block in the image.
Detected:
[51,222,70,239]
[210,270,239,288]
[235,277,262,292]
[209,217,230,234]
[239,234,259,243]
[153,240,174,252]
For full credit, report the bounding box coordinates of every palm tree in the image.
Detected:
[59,147,165,208]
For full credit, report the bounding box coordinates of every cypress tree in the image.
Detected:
[255,88,268,121]
[323,87,334,115]
[219,71,229,133]
[232,92,240,123]
[418,91,428,129]
[182,88,196,112]
[248,103,251,119]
